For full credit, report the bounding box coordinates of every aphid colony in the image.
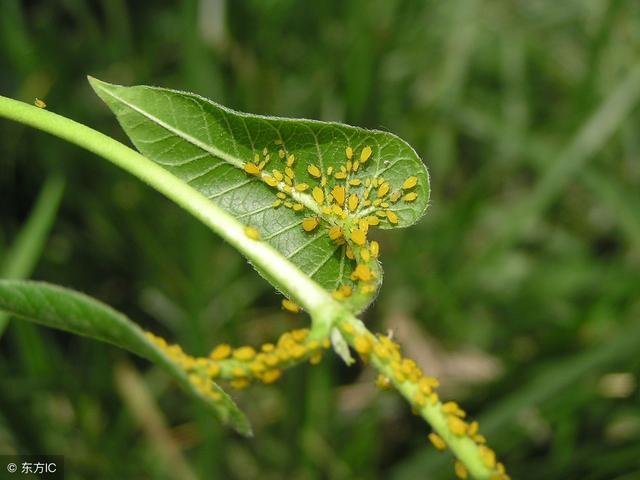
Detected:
[341,324,509,480]
[241,140,420,303]
[145,328,330,393]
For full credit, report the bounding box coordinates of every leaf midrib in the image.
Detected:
[96,83,323,216]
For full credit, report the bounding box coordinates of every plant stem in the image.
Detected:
[0,94,497,479]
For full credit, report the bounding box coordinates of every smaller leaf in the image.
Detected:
[0,280,252,436]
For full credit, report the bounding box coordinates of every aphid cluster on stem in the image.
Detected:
[338,324,510,480]
[145,328,331,395]
[239,140,421,303]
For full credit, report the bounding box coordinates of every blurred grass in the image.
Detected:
[1,1,640,479]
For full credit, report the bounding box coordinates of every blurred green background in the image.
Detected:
[2,1,640,479]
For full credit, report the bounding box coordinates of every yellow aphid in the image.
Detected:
[332,205,344,217]
[348,193,359,212]
[232,366,247,378]
[233,346,256,361]
[210,344,232,360]
[249,361,266,374]
[350,228,366,246]
[262,369,282,384]
[346,160,352,172]
[414,390,426,406]
[320,176,327,187]
[352,264,373,281]
[283,185,292,193]
[254,153,260,163]
[295,183,310,192]
[403,176,418,189]
[261,343,275,352]
[358,218,369,233]
[331,185,346,206]
[244,163,261,175]
[367,216,380,226]
[334,171,347,180]
[428,432,447,451]
[292,203,304,211]
[375,374,392,390]
[353,161,360,171]
[284,176,292,185]
[360,146,372,162]
[307,164,322,178]
[349,179,362,186]
[302,217,319,232]
[273,170,284,181]
[447,415,468,436]
[207,363,221,378]
[387,210,399,224]
[338,285,352,297]
[282,298,300,313]
[34,98,47,108]
[262,147,268,156]
[370,240,380,257]
[478,445,496,469]
[354,335,372,355]
[468,421,479,436]
[329,225,343,241]
[230,378,249,390]
[285,166,295,179]
[381,202,390,208]
[264,175,278,187]
[373,199,383,207]
[377,182,390,198]
[346,246,355,260]
[312,186,325,205]
[361,248,371,261]
[390,191,402,203]
[244,226,261,240]
[403,192,418,202]
[278,149,285,158]
[442,401,462,415]
[327,166,334,176]
[454,461,468,480]
[287,154,296,167]
[376,210,387,218]
[346,146,353,159]
[277,192,287,200]
[272,199,282,208]
[322,206,332,215]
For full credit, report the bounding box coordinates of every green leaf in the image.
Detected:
[0,280,252,436]
[89,77,429,311]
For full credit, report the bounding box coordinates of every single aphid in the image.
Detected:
[360,146,372,162]
[348,193,359,212]
[244,163,261,175]
[281,298,300,313]
[302,217,319,232]
[34,98,47,108]
[307,164,322,178]
[244,226,261,240]
[402,176,418,189]
[312,186,325,205]
[403,192,418,202]
[331,185,346,206]
[346,146,353,160]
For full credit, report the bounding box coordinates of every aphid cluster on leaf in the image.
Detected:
[239,140,421,304]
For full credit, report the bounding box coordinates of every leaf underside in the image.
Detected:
[0,280,252,436]
[90,77,430,311]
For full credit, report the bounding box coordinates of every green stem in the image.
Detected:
[0,94,496,479]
